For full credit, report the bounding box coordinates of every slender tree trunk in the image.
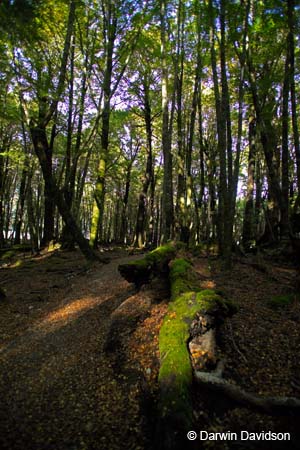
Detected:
[242,117,256,250]
[281,41,290,238]
[29,118,54,247]
[259,117,282,241]
[255,153,262,241]
[287,0,300,213]
[247,55,283,242]
[64,32,75,206]
[174,0,185,241]
[90,3,117,248]
[209,0,230,259]
[120,163,133,243]
[70,20,97,218]
[25,1,99,261]
[14,166,27,245]
[160,0,174,243]
[220,0,232,261]
[184,7,202,245]
[0,152,5,246]
[134,78,154,248]
[60,33,75,249]
[5,169,18,241]
[231,0,250,241]
[31,126,98,260]
[198,86,205,211]
[26,166,39,253]
[21,0,76,249]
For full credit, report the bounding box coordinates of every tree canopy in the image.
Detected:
[0,0,299,259]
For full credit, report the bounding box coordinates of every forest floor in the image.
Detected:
[0,246,299,450]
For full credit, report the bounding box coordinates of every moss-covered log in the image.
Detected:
[156,258,236,449]
[118,244,177,286]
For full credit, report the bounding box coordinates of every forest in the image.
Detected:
[0,0,300,449]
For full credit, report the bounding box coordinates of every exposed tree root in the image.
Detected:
[195,370,300,416]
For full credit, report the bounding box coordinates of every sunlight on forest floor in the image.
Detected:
[35,297,98,333]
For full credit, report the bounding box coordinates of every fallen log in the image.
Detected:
[156,258,237,450]
[195,371,300,416]
[118,244,177,287]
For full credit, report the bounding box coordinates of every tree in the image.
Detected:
[160,0,174,243]
[0,0,299,255]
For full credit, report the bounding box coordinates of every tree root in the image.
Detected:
[195,370,300,416]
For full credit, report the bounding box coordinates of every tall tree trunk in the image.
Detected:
[184,5,202,245]
[26,165,39,253]
[60,32,75,249]
[209,0,229,259]
[134,78,154,248]
[259,117,282,242]
[26,0,76,248]
[120,162,133,243]
[0,151,5,246]
[41,118,54,247]
[30,126,98,260]
[174,0,185,241]
[242,117,256,250]
[231,0,250,240]
[160,0,174,243]
[281,41,290,238]
[90,2,117,248]
[254,151,262,241]
[27,1,99,260]
[14,165,27,245]
[219,0,232,261]
[247,55,283,242]
[287,0,300,214]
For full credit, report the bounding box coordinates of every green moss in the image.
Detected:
[268,293,298,309]
[158,293,194,423]
[158,290,224,420]
[126,244,176,270]
[169,258,191,279]
[195,289,238,315]
[158,260,237,425]
[119,244,177,285]
[169,258,199,300]
[146,243,176,265]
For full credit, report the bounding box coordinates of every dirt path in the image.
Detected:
[0,251,149,450]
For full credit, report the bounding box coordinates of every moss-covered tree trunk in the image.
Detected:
[118,244,177,287]
[156,257,236,450]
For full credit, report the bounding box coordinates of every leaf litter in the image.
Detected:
[0,248,299,450]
